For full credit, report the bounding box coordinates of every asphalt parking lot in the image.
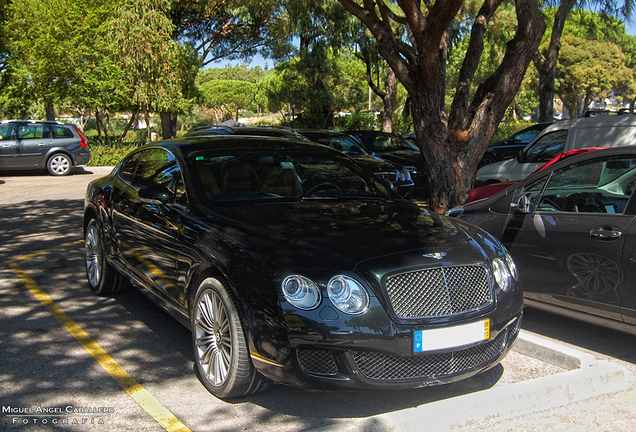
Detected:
[1,167,636,431]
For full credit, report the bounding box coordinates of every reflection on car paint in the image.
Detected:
[566,253,621,305]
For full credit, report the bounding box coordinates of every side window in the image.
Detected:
[119,148,187,206]
[525,130,568,163]
[17,124,43,140]
[119,152,142,184]
[0,124,15,140]
[133,149,176,188]
[50,126,75,138]
[538,156,636,214]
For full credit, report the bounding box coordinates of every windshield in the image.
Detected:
[191,149,395,203]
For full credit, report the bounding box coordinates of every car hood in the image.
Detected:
[208,199,493,269]
[349,154,399,172]
[475,157,545,183]
[374,150,424,169]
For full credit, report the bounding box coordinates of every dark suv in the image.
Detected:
[0,120,91,176]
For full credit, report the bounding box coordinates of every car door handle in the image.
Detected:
[590,226,622,240]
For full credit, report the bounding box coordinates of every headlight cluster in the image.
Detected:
[282,274,369,315]
[399,168,412,182]
[327,276,369,315]
[491,252,519,292]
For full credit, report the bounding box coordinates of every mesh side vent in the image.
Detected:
[297,348,338,376]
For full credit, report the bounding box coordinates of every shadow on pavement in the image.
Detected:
[0,200,85,263]
[522,307,636,366]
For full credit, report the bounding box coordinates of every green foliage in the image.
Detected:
[554,35,635,117]
[3,0,198,125]
[86,142,138,166]
[199,79,257,119]
[492,120,535,142]
[392,111,414,135]
[333,111,376,131]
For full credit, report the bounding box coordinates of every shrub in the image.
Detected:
[333,111,377,131]
[493,121,534,142]
[87,142,140,166]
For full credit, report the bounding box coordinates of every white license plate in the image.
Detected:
[413,320,490,353]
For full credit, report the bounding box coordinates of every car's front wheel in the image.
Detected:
[192,277,269,399]
[47,153,72,176]
[477,153,497,169]
[85,219,126,295]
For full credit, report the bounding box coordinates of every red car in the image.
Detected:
[465,148,607,203]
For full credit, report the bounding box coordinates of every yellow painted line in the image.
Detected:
[5,239,84,264]
[6,260,191,432]
[1,177,93,192]
[626,394,636,402]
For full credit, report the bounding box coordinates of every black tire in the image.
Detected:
[477,154,497,169]
[191,277,269,399]
[84,219,127,295]
[47,153,72,176]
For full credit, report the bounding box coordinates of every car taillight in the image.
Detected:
[78,131,88,148]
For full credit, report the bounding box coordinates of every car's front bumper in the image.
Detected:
[251,299,523,390]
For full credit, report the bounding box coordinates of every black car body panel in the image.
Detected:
[448,146,636,335]
[84,136,522,393]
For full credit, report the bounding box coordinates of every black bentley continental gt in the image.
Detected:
[83,136,523,399]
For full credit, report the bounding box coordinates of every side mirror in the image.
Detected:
[517,150,527,163]
[138,184,171,205]
[510,193,531,214]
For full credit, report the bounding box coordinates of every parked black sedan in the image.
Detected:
[447,146,636,335]
[488,122,553,161]
[346,130,429,198]
[297,129,415,197]
[83,136,522,399]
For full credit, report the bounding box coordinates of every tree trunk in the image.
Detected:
[533,0,577,123]
[365,61,396,132]
[119,112,138,147]
[382,68,395,133]
[144,110,152,141]
[160,113,178,139]
[95,109,103,146]
[45,103,55,121]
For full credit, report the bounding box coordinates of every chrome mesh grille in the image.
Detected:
[297,349,338,376]
[352,328,508,381]
[385,265,493,319]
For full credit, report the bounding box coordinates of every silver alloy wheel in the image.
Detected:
[48,154,71,175]
[195,289,232,386]
[85,222,102,288]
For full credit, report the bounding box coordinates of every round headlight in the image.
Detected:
[327,276,369,315]
[282,275,321,310]
[505,253,519,281]
[492,258,512,292]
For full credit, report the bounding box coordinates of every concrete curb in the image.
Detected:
[309,330,630,432]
